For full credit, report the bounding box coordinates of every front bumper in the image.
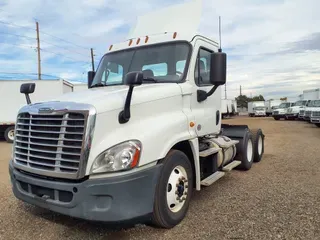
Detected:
[273,114,285,118]
[285,113,298,119]
[9,160,162,222]
[311,118,320,123]
[303,116,311,121]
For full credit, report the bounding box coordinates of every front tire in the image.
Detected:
[274,117,280,121]
[151,150,193,229]
[316,123,320,128]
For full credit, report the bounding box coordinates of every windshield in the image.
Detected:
[292,100,308,106]
[91,42,191,87]
[312,100,320,107]
[279,103,291,108]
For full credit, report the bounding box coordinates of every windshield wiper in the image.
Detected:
[142,77,158,83]
[90,83,106,88]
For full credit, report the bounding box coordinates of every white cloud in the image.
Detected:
[0,0,319,100]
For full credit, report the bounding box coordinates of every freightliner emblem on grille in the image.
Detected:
[38,107,55,114]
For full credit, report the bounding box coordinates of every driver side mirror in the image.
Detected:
[209,52,227,86]
[124,71,143,86]
[88,71,95,88]
[20,83,35,105]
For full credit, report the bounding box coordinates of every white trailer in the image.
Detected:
[303,88,320,100]
[231,100,238,116]
[221,99,233,118]
[265,100,283,116]
[8,0,266,229]
[248,101,267,117]
[0,79,78,143]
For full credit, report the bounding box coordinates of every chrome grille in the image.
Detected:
[299,110,305,115]
[12,102,96,180]
[15,112,85,174]
[305,111,312,117]
[312,111,320,117]
[273,111,279,115]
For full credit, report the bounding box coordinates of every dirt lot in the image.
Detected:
[0,117,319,240]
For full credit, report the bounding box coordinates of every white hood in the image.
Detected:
[43,83,182,114]
[306,107,320,111]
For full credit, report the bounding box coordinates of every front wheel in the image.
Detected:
[151,150,193,229]
[316,123,320,128]
[273,117,280,121]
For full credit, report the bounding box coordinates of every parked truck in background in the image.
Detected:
[231,100,238,116]
[299,89,320,121]
[248,101,266,117]
[265,100,283,117]
[310,100,320,127]
[272,102,294,120]
[285,100,310,120]
[303,100,320,122]
[0,79,81,143]
[8,1,266,229]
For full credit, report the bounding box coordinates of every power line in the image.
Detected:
[40,30,88,50]
[41,39,89,58]
[41,48,90,64]
[0,42,35,48]
[0,32,36,40]
[0,20,35,31]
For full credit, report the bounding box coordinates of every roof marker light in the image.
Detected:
[173,32,177,39]
[109,45,113,51]
[145,36,149,43]
[129,39,133,46]
[136,38,141,45]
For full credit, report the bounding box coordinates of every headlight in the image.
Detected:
[90,140,142,174]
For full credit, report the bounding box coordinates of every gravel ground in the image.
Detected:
[0,117,319,240]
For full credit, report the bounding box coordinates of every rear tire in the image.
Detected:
[4,126,15,143]
[235,130,254,171]
[151,150,193,229]
[250,128,265,162]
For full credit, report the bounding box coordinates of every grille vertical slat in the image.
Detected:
[14,112,86,176]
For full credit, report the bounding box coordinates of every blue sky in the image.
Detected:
[0,0,319,100]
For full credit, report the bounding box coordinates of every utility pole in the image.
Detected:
[240,85,242,96]
[90,48,95,71]
[36,21,41,80]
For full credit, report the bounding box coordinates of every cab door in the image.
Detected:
[189,38,222,136]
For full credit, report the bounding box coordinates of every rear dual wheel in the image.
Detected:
[250,128,265,162]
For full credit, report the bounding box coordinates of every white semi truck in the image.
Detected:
[8,1,265,229]
[285,100,310,120]
[272,102,294,120]
[265,100,283,117]
[248,101,267,117]
[0,79,80,143]
[310,100,320,127]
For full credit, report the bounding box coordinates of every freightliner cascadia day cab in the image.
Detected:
[9,0,265,229]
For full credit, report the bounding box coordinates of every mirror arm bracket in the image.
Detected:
[25,94,31,105]
[197,85,219,102]
[118,85,134,124]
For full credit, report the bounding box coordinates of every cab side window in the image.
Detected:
[195,48,212,86]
